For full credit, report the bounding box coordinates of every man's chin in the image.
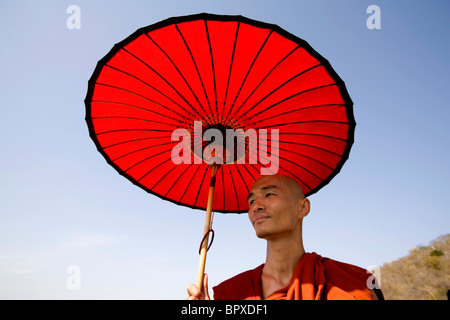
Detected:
[254,228,271,239]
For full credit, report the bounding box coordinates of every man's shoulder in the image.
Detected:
[317,254,381,300]
[212,264,263,300]
[321,255,368,276]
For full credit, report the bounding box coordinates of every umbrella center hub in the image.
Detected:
[192,123,248,165]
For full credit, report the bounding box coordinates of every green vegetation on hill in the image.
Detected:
[380,234,450,300]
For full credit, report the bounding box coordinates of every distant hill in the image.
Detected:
[379,234,449,300]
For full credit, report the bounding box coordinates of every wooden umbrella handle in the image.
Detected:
[196,164,218,291]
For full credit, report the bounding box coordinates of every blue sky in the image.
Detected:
[0,0,449,299]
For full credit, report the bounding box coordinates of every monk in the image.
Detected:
[187,174,383,300]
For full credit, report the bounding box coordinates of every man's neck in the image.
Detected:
[262,234,305,288]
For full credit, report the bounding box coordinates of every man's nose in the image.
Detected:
[252,198,266,212]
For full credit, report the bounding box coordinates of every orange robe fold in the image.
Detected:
[213,252,380,300]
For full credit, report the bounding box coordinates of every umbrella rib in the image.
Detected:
[226,30,274,127]
[137,155,181,185]
[285,147,334,171]
[241,163,259,182]
[275,161,313,192]
[121,47,208,124]
[245,83,340,124]
[229,45,301,121]
[193,166,209,207]
[252,151,313,191]
[103,136,172,150]
[222,21,240,124]
[179,165,203,204]
[254,143,319,187]
[91,116,179,128]
[245,162,278,188]
[237,64,322,123]
[287,171,313,194]
[240,164,259,198]
[95,128,173,136]
[101,64,192,120]
[234,165,251,202]
[162,165,193,199]
[263,136,344,157]
[203,20,219,122]
[260,143,336,171]
[111,141,173,162]
[123,145,174,174]
[245,103,346,128]
[279,154,325,183]
[278,131,347,142]
[90,99,185,126]
[227,166,240,212]
[144,34,212,126]
[147,161,180,191]
[282,147,335,171]
[174,23,215,120]
[258,119,349,129]
[246,162,263,177]
[91,82,187,123]
[254,138,340,185]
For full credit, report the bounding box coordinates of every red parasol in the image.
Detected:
[85,13,355,290]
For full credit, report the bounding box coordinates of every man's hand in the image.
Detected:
[186,273,211,300]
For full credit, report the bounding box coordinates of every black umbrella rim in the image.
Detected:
[84,12,356,214]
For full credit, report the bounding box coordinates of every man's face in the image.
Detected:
[247,175,303,240]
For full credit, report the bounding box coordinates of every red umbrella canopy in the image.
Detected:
[85,13,355,213]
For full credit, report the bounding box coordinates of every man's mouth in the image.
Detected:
[252,214,269,224]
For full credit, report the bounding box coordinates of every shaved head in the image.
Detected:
[250,174,305,201]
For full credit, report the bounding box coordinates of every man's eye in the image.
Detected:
[249,200,255,205]
[265,193,274,197]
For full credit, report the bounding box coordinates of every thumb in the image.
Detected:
[203,273,211,300]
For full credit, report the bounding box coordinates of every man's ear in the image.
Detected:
[298,198,310,219]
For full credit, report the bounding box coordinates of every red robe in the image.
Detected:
[213,252,381,300]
